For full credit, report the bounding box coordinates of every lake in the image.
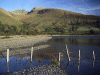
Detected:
[0,36,100,75]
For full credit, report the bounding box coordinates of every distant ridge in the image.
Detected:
[27,7,45,14]
[33,7,45,10]
[11,9,29,15]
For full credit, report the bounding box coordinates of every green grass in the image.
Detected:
[77,26,90,31]
[77,26,100,32]
[51,59,60,66]
[1,36,13,39]
[0,11,23,26]
[90,27,100,31]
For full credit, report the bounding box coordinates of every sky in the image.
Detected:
[0,0,100,16]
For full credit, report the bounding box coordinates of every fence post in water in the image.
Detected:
[68,52,69,59]
[59,52,61,66]
[93,51,95,60]
[7,49,9,63]
[67,49,69,55]
[65,44,67,50]
[69,57,70,62]
[59,52,61,62]
[31,47,33,62]
[78,50,80,61]
[65,44,68,55]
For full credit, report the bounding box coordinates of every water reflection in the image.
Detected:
[78,60,80,72]
[0,56,50,73]
[7,62,9,73]
[66,61,70,70]
[93,59,94,68]
[50,38,100,46]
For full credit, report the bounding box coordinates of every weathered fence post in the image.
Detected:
[78,50,80,72]
[69,57,70,62]
[93,51,95,60]
[7,49,9,63]
[93,51,95,68]
[68,52,69,59]
[78,50,80,61]
[65,44,70,62]
[65,44,67,50]
[59,52,61,62]
[59,52,61,66]
[31,47,33,62]
[78,57,80,72]
[67,49,69,55]
[67,49,70,62]
[65,44,68,55]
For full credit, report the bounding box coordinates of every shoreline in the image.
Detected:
[0,44,50,58]
[0,34,99,51]
[0,35,52,51]
[49,34,100,36]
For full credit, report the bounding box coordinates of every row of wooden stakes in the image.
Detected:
[6,45,95,64]
[65,44,95,62]
[6,47,34,63]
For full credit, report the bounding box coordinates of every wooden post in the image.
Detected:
[93,51,95,68]
[67,49,69,55]
[31,47,33,62]
[93,51,95,60]
[7,49,9,63]
[65,44,68,55]
[59,52,61,66]
[59,52,61,62]
[78,50,80,61]
[68,53,69,59]
[65,44,67,50]
[69,57,70,62]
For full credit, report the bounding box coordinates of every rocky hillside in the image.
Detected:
[11,9,29,15]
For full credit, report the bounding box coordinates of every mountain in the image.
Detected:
[0,7,100,35]
[0,9,23,26]
[22,8,100,31]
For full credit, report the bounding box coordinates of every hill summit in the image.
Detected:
[33,7,45,10]
[27,7,46,14]
[9,9,29,15]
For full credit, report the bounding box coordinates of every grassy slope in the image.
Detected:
[0,8,13,17]
[21,8,100,32]
[0,11,23,26]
